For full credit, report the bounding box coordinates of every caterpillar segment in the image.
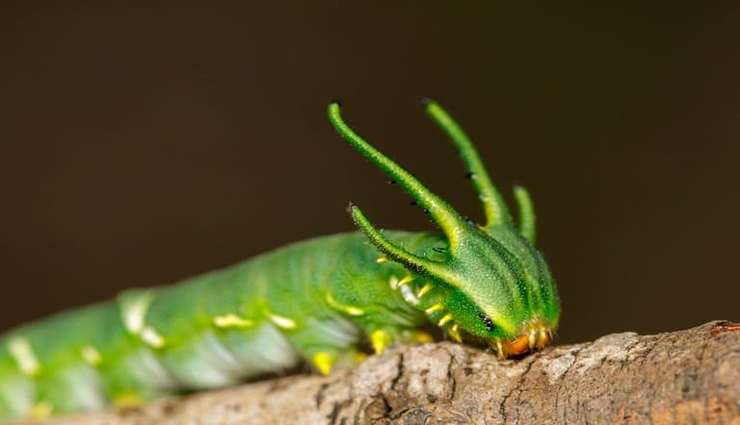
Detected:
[0,100,560,421]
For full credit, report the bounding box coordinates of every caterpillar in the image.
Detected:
[0,100,560,421]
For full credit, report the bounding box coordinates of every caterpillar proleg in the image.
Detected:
[0,100,560,421]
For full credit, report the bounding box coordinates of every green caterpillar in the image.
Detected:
[0,100,560,421]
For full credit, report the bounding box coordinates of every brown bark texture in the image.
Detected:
[40,321,739,425]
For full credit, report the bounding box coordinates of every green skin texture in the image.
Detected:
[0,101,560,420]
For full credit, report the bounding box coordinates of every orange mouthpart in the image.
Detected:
[502,334,531,356]
[499,327,553,357]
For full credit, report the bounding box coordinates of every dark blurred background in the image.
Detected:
[1,3,738,344]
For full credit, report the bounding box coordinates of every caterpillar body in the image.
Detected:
[0,100,560,421]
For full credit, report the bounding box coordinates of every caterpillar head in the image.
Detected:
[328,100,560,358]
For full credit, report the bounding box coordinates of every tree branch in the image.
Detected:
[44,321,739,425]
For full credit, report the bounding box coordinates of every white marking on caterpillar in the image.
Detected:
[59,365,106,411]
[119,291,168,349]
[399,283,419,306]
[125,348,179,391]
[306,317,359,347]
[8,337,40,376]
[81,346,102,366]
[213,314,254,329]
[120,291,155,334]
[162,332,243,389]
[269,314,297,330]
[222,323,300,376]
[140,326,165,348]
[389,275,400,290]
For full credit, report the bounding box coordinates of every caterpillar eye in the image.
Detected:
[478,312,495,332]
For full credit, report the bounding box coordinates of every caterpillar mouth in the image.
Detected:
[492,326,553,359]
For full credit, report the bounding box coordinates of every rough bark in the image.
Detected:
[41,321,739,425]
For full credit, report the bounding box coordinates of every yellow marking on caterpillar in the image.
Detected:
[213,314,254,328]
[269,314,297,330]
[448,324,462,343]
[437,313,453,327]
[417,283,433,298]
[30,401,53,420]
[81,346,102,366]
[311,351,335,376]
[376,256,388,264]
[140,326,165,348]
[388,275,399,289]
[113,391,143,408]
[325,293,365,316]
[425,303,444,315]
[8,337,39,376]
[370,329,392,354]
[398,275,414,286]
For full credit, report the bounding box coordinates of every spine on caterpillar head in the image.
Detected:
[0,99,560,421]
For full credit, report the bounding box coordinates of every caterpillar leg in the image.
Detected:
[369,329,393,354]
[367,327,435,355]
[278,315,361,376]
[310,351,336,376]
[308,347,367,375]
[307,327,431,375]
